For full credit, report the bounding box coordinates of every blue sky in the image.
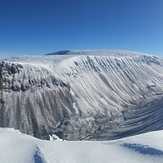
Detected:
[0,0,163,59]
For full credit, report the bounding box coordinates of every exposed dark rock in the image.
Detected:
[21,83,30,92]
[12,83,21,91]
[46,50,71,55]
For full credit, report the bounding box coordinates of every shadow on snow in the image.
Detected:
[34,147,46,163]
[122,143,163,156]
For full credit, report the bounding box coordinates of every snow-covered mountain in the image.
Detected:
[0,50,163,140]
[1,127,163,163]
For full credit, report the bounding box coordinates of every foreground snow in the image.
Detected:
[0,128,163,163]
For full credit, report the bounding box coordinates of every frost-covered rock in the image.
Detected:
[1,50,163,140]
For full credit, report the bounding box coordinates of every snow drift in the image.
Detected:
[0,50,163,140]
[1,127,163,163]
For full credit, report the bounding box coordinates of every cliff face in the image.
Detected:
[1,51,163,140]
[0,61,75,138]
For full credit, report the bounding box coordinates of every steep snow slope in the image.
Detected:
[1,128,163,163]
[1,50,163,140]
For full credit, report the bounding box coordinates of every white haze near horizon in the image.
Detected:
[0,50,162,60]
[0,53,18,60]
[0,52,37,60]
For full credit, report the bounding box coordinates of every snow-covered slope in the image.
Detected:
[1,50,163,140]
[1,127,163,163]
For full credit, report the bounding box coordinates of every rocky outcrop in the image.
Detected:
[0,61,75,138]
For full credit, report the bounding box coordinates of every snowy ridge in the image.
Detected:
[1,128,163,163]
[2,50,157,64]
[0,50,163,140]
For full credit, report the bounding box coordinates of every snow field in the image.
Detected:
[0,128,163,163]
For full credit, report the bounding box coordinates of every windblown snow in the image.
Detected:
[1,128,163,163]
[0,50,163,140]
